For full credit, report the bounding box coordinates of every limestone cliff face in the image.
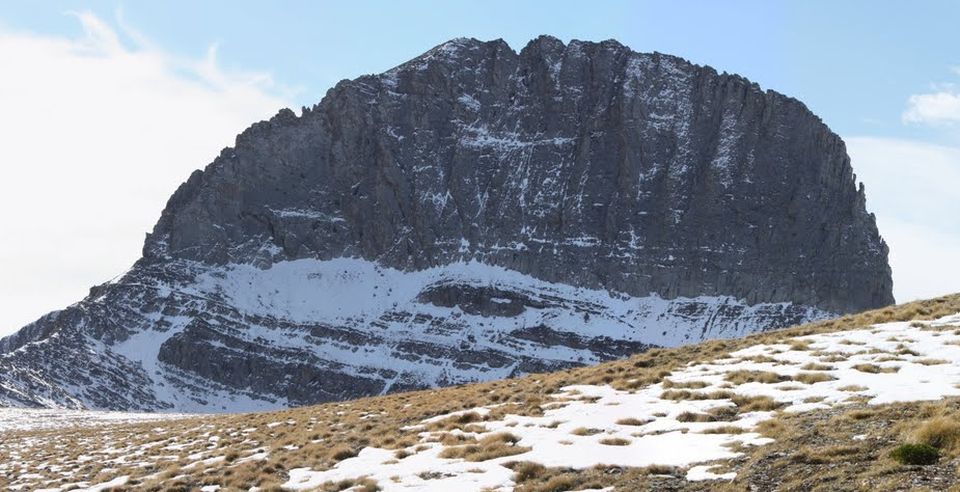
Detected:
[148,36,891,314]
[0,37,891,411]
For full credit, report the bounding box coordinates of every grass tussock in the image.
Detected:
[598,437,631,446]
[329,445,358,462]
[912,416,960,456]
[842,409,876,421]
[320,477,381,492]
[731,394,783,412]
[700,425,746,435]
[614,418,650,426]
[661,379,710,389]
[838,384,869,392]
[794,444,863,464]
[570,427,602,436]
[915,358,948,366]
[659,389,735,401]
[437,433,529,462]
[676,411,715,423]
[852,364,900,374]
[724,370,789,384]
[793,372,837,384]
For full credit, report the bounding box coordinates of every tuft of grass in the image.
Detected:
[570,427,602,436]
[615,418,650,426]
[794,444,862,464]
[598,437,631,446]
[321,477,381,492]
[890,443,939,465]
[788,339,813,351]
[793,372,836,384]
[755,419,786,438]
[700,425,746,435]
[506,461,547,483]
[731,394,783,412]
[852,364,900,374]
[818,354,847,363]
[437,433,529,462]
[521,474,579,492]
[676,411,714,423]
[724,370,789,384]
[661,379,709,389]
[839,384,869,392]
[659,389,734,401]
[329,445,358,462]
[843,409,876,421]
[895,345,921,356]
[640,464,680,476]
[913,417,960,455]
[800,362,834,371]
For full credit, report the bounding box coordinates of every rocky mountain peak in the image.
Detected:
[1,37,891,412]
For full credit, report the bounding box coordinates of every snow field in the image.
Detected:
[282,314,960,491]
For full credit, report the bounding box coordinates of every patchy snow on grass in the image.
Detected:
[0,408,189,432]
[282,314,960,491]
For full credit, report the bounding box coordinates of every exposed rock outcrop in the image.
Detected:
[0,37,891,411]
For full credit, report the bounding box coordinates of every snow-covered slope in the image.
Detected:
[0,258,824,412]
[4,305,959,491]
[280,313,960,489]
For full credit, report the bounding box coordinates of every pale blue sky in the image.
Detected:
[1,2,959,334]
[4,1,959,142]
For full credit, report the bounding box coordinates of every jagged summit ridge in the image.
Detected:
[147,35,890,313]
[0,37,891,411]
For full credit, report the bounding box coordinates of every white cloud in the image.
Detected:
[903,72,960,125]
[846,137,960,302]
[903,91,960,125]
[0,12,291,336]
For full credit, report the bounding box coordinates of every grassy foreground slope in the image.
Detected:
[3,294,960,491]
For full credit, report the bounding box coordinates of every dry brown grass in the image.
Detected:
[319,477,380,492]
[505,461,547,482]
[570,427,602,436]
[912,416,960,456]
[661,379,710,389]
[842,409,876,421]
[852,363,900,374]
[731,395,783,412]
[915,358,949,366]
[676,411,715,423]
[787,339,814,351]
[437,433,529,461]
[615,417,650,426]
[838,384,868,392]
[599,437,632,446]
[793,372,837,384]
[659,389,735,401]
[724,370,789,384]
[793,444,863,464]
[701,425,747,435]
[4,293,960,491]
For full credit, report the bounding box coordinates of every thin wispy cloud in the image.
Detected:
[0,11,292,336]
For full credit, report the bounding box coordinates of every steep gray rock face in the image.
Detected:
[149,36,890,313]
[0,36,891,412]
